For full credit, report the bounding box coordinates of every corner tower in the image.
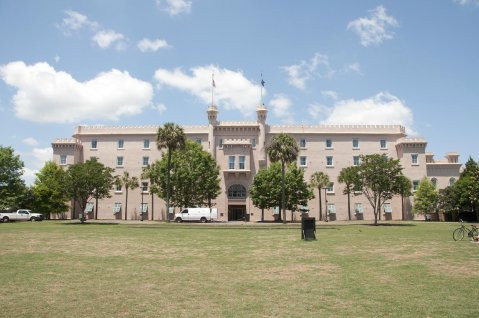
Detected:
[207,104,219,158]
[257,104,268,165]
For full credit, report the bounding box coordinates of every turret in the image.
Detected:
[257,104,268,163]
[207,104,218,157]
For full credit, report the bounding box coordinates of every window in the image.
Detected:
[300,139,306,148]
[141,182,148,192]
[326,182,334,193]
[326,156,333,167]
[142,156,149,166]
[411,154,418,165]
[327,203,336,215]
[60,155,67,165]
[113,202,122,214]
[115,184,122,192]
[380,139,387,149]
[299,156,307,167]
[252,138,256,148]
[326,139,333,148]
[140,203,148,213]
[449,177,456,186]
[229,156,235,169]
[117,156,124,167]
[353,156,360,166]
[89,156,97,162]
[85,202,94,213]
[91,139,97,149]
[196,138,202,144]
[352,138,359,149]
[431,178,437,188]
[383,203,392,213]
[354,203,363,214]
[228,184,247,199]
[219,138,223,148]
[118,139,124,149]
[413,180,419,191]
[239,156,245,170]
[143,139,150,149]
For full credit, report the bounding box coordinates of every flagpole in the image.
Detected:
[211,73,214,106]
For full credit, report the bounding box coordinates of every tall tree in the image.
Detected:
[141,162,162,220]
[454,157,479,219]
[157,140,221,209]
[396,175,412,220]
[413,177,439,220]
[250,164,281,221]
[32,161,70,219]
[67,160,115,223]
[120,171,139,221]
[285,163,314,221]
[267,133,299,224]
[438,185,461,221]
[354,154,404,225]
[310,171,330,221]
[0,145,25,209]
[157,122,186,222]
[337,166,359,221]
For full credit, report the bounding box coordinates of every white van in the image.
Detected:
[174,208,218,223]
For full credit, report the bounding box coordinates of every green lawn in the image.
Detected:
[0,221,477,317]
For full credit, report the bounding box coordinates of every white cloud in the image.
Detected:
[321,90,338,100]
[282,53,334,90]
[269,94,293,121]
[0,61,153,123]
[345,63,361,74]
[153,103,167,113]
[93,30,126,50]
[58,10,98,35]
[348,6,399,47]
[22,167,38,186]
[21,147,53,186]
[454,0,479,5]
[156,0,192,16]
[32,147,53,169]
[310,92,415,134]
[23,137,38,146]
[154,65,263,117]
[137,38,170,52]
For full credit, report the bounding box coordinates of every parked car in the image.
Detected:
[0,209,44,222]
[174,208,218,223]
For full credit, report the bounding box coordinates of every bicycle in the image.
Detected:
[452,219,478,241]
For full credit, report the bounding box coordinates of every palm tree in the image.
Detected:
[338,166,359,221]
[310,171,330,221]
[267,133,299,224]
[141,162,161,221]
[157,123,186,222]
[120,171,139,221]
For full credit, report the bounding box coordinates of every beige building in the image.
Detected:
[52,104,462,222]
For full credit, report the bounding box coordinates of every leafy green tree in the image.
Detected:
[438,185,461,221]
[413,177,439,220]
[67,160,115,223]
[119,171,139,221]
[454,157,479,219]
[396,175,413,220]
[0,145,25,209]
[285,163,314,221]
[338,166,359,221]
[157,122,186,222]
[310,171,330,221]
[250,164,281,221]
[354,154,404,225]
[157,140,221,209]
[267,133,299,224]
[32,161,70,219]
[141,161,162,220]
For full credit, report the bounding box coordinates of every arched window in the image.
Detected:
[228,184,247,199]
[449,177,456,186]
[431,178,437,188]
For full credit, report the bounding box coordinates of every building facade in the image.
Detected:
[52,104,462,221]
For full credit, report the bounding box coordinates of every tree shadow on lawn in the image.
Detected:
[359,223,417,227]
[61,222,119,226]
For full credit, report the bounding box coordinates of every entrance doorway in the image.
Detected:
[228,205,247,221]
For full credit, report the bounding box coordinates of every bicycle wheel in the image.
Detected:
[471,227,479,238]
[453,228,465,241]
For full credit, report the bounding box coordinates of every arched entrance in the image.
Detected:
[227,184,247,221]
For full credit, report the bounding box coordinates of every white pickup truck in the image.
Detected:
[0,209,44,222]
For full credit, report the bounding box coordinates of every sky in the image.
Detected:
[1,0,478,185]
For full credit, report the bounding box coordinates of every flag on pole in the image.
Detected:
[261,79,265,87]
[212,73,216,88]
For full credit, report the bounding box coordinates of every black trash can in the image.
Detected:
[301,217,316,240]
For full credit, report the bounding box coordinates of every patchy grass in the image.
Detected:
[0,221,477,317]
